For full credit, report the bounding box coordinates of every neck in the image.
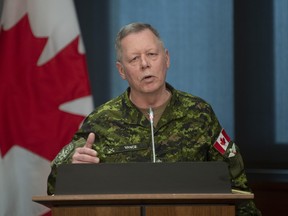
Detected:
[129,87,171,109]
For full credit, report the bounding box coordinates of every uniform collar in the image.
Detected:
[121,83,186,128]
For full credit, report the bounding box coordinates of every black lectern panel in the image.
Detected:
[55,162,231,195]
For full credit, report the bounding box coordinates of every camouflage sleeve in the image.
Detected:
[229,149,262,215]
[206,107,261,215]
[209,143,261,215]
[47,107,102,195]
[47,136,89,195]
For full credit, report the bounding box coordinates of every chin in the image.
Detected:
[144,84,164,94]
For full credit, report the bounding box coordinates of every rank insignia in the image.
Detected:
[228,143,237,158]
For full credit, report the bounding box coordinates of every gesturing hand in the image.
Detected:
[72,133,100,164]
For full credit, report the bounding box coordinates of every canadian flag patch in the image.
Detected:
[213,129,231,155]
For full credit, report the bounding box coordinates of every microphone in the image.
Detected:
[149,107,156,163]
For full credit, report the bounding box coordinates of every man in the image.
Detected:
[47,22,261,215]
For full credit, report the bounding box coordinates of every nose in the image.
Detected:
[140,55,150,69]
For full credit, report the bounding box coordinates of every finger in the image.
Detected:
[76,146,98,157]
[72,153,100,164]
[84,132,95,149]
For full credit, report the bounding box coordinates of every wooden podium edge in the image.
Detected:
[33,193,254,208]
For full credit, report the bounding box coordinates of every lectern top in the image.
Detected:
[55,162,231,195]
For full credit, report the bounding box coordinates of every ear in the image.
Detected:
[116,61,126,80]
[165,49,170,69]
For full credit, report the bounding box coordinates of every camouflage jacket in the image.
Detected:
[47,83,261,215]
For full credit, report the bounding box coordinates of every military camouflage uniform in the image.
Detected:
[47,83,261,215]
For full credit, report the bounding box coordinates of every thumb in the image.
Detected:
[84,133,95,149]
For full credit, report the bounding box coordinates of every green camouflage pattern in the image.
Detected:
[47,83,261,215]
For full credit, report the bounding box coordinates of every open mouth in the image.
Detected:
[143,75,153,80]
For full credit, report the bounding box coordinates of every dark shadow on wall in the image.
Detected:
[234,0,288,215]
[74,0,111,107]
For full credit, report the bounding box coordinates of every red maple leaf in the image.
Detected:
[0,15,91,161]
[220,137,226,145]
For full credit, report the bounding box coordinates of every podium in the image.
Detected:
[32,192,254,216]
[34,162,254,215]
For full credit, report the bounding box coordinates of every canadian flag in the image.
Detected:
[0,0,93,215]
[213,129,231,155]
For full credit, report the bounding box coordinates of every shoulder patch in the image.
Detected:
[213,129,231,155]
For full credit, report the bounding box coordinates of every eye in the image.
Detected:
[130,56,139,63]
[148,52,158,59]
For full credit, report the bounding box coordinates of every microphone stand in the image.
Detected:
[149,107,156,163]
[140,107,156,216]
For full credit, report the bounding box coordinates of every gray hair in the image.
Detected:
[115,22,164,62]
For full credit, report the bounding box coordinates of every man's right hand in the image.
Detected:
[72,133,100,164]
